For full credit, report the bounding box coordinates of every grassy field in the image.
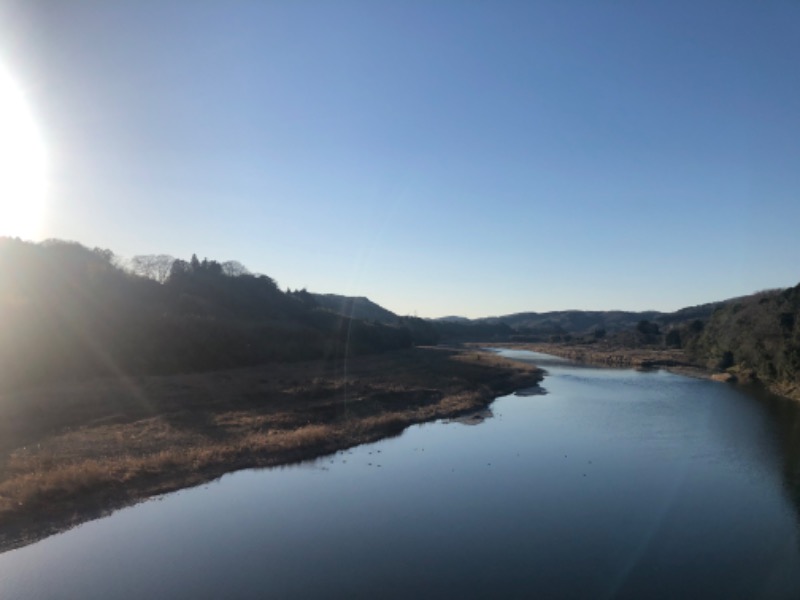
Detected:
[0,346,542,551]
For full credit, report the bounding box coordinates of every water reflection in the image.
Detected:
[746,385,800,544]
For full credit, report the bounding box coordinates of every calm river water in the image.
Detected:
[2,350,800,599]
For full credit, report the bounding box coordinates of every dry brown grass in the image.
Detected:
[0,346,542,550]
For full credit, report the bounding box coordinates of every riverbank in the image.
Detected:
[481,342,724,383]
[480,341,704,371]
[487,342,800,401]
[0,347,542,552]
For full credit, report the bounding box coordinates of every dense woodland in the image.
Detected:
[685,286,800,394]
[1,237,798,398]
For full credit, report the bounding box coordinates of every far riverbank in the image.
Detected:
[482,342,800,402]
[478,342,703,372]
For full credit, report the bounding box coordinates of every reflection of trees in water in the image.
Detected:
[755,387,800,540]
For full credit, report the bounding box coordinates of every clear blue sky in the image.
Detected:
[1,0,798,318]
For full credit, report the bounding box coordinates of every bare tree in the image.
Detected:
[130,254,175,283]
[221,260,250,277]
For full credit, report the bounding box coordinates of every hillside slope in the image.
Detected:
[0,239,416,390]
[311,293,398,323]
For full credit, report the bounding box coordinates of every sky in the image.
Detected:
[0,0,798,318]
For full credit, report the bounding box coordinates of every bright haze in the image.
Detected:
[0,1,798,318]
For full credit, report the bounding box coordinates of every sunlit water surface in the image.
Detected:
[2,350,800,599]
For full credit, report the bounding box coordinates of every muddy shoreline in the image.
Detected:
[0,347,543,553]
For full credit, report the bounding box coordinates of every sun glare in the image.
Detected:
[0,64,47,240]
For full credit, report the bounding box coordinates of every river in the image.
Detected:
[2,350,800,598]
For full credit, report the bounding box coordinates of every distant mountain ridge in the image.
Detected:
[436,316,472,323]
[314,293,741,339]
[434,303,728,336]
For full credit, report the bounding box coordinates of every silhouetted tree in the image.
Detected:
[221,260,249,277]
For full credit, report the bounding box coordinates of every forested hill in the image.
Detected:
[686,284,800,398]
[0,239,426,390]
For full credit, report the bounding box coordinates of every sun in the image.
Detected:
[0,64,47,240]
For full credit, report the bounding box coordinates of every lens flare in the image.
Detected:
[0,64,47,240]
